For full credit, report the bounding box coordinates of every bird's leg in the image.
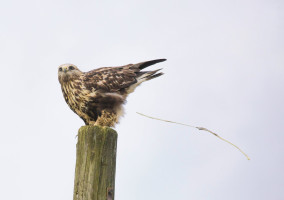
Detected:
[95,110,117,127]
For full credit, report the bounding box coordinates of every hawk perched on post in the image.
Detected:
[58,59,166,127]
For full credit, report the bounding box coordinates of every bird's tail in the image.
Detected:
[126,62,165,94]
[137,69,164,83]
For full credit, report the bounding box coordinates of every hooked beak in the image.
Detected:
[63,68,67,73]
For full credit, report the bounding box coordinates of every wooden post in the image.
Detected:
[73,126,118,200]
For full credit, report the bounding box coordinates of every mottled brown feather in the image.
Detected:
[84,66,137,92]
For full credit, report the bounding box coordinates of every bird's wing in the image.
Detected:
[83,65,138,92]
[83,59,166,92]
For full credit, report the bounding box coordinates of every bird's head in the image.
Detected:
[58,64,82,83]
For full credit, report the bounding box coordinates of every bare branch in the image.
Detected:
[136,112,250,160]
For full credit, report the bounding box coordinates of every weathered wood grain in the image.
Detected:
[73,126,117,200]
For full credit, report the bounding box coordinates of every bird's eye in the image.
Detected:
[69,66,75,70]
[59,67,62,71]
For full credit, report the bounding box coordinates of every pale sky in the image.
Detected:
[0,0,283,199]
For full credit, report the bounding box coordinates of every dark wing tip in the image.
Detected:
[138,58,167,70]
[156,58,167,62]
[146,72,164,81]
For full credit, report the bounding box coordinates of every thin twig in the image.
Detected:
[136,112,250,160]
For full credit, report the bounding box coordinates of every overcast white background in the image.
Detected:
[0,0,283,199]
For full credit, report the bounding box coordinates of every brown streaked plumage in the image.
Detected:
[58,59,166,127]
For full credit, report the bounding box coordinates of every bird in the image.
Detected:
[58,59,166,127]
